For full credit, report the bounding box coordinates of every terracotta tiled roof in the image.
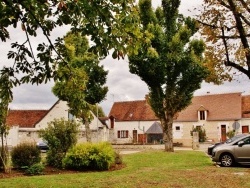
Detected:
[176,93,242,121]
[109,100,158,121]
[6,110,49,128]
[242,95,250,118]
[109,93,243,122]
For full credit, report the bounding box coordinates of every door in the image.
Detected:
[221,125,227,142]
[133,130,137,143]
[138,134,147,144]
[234,136,250,163]
[242,126,249,133]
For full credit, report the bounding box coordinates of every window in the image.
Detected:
[118,130,129,138]
[175,126,180,131]
[243,137,250,145]
[199,111,205,120]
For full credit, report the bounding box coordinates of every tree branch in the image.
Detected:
[238,0,250,14]
[18,1,67,64]
[217,33,250,39]
[225,60,250,78]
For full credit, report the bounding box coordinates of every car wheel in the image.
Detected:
[220,153,234,167]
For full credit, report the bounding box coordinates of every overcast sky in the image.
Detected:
[3,0,250,115]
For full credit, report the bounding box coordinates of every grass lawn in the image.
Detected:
[1,150,250,188]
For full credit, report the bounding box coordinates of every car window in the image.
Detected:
[226,134,245,144]
[242,137,250,145]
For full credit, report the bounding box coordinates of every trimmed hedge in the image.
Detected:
[63,142,115,171]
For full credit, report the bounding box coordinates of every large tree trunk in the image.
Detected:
[85,121,92,143]
[162,114,174,152]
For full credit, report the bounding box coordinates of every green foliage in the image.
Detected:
[63,142,115,171]
[53,32,108,118]
[39,118,80,168]
[0,0,141,87]
[114,152,123,165]
[128,0,208,151]
[226,130,235,139]
[11,143,41,169]
[0,73,13,172]
[25,163,45,176]
[190,127,207,142]
[53,32,108,142]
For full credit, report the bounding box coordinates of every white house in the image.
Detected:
[6,100,109,146]
[108,93,250,147]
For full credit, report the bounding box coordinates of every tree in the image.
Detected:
[90,105,106,118]
[0,73,13,173]
[39,118,80,168]
[198,0,250,83]
[128,0,208,151]
[0,0,141,87]
[52,32,108,142]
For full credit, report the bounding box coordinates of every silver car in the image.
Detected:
[212,134,250,167]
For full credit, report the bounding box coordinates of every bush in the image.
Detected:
[63,142,115,171]
[39,118,80,168]
[25,163,45,176]
[11,143,41,169]
[114,152,123,165]
[226,130,235,139]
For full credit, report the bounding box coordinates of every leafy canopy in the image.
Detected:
[0,0,141,86]
[52,32,108,121]
[128,0,208,151]
[198,0,250,83]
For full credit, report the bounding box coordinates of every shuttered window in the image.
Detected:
[117,130,129,138]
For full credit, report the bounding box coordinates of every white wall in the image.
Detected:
[35,100,69,130]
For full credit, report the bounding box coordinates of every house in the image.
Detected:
[108,93,250,147]
[6,100,109,146]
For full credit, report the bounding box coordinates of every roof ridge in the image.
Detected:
[114,99,146,103]
[194,92,242,97]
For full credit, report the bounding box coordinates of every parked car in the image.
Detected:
[207,142,222,155]
[36,141,49,151]
[212,134,250,167]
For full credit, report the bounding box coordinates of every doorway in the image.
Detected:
[133,130,137,143]
[221,125,227,142]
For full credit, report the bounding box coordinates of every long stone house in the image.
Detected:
[108,93,250,147]
[5,100,109,147]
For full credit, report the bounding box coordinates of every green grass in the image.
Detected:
[1,150,250,188]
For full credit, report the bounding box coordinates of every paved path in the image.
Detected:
[117,143,210,155]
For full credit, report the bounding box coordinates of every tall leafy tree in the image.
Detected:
[0,73,12,173]
[0,0,141,100]
[128,0,208,151]
[198,0,250,83]
[53,32,108,142]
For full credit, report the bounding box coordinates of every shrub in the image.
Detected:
[39,118,80,168]
[25,163,45,176]
[11,143,41,169]
[63,142,115,171]
[226,130,235,139]
[190,126,207,142]
[114,152,123,165]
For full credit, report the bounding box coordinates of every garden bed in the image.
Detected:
[0,163,125,179]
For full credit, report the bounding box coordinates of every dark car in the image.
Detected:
[36,141,49,151]
[212,134,250,167]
